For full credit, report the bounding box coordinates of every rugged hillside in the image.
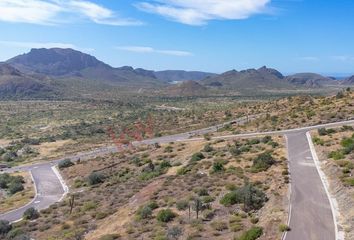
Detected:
[200,66,293,91]
[285,73,337,87]
[165,80,207,96]
[155,70,216,82]
[343,75,354,85]
[6,48,164,87]
[7,48,110,76]
[0,63,57,99]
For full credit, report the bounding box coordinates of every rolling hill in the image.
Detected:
[0,63,57,99]
[285,73,337,87]
[200,66,294,91]
[343,75,354,85]
[165,80,207,96]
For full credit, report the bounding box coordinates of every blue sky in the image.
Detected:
[0,0,354,76]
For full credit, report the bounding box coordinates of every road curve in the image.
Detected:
[0,165,66,222]
[1,118,353,228]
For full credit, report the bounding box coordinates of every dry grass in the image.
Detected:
[0,171,35,213]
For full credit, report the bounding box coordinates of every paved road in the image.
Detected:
[284,132,335,240]
[0,165,66,222]
[1,117,353,232]
[0,115,252,222]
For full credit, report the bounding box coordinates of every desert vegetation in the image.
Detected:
[0,133,289,240]
[311,125,354,239]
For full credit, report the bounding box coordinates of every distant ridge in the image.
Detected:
[0,63,56,99]
[285,73,337,87]
[6,48,163,87]
[0,48,345,99]
[7,48,110,76]
[343,75,354,85]
[200,66,292,90]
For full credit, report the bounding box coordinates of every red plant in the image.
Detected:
[107,115,155,151]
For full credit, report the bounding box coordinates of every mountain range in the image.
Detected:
[0,48,352,99]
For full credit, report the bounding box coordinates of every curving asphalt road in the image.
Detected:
[1,117,354,240]
[0,165,66,222]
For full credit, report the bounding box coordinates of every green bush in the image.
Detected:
[58,159,74,169]
[146,201,159,210]
[0,220,12,235]
[220,184,267,211]
[230,147,242,156]
[220,191,239,207]
[247,139,260,145]
[191,152,205,162]
[212,161,225,173]
[88,172,105,185]
[211,221,228,231]
[203,144,213,152]
[279,224,291,232]
[23,207,40,220]
[82,201,97,211]
[156,209,176,222]
[6,228,25,238]
[176,200,189,210]
[328,151,345,160]
[167,226,182,239]
[313,137,324,146]
[0,173,11,188]
[236,226,263,240]
[251,152,275,172]
[8,181,24,194]
[341,137,354,154]
[202,195,215,203]
[261,136,272,143]
[344,178,354,186]
[137,206,152,219]
[197,188,209,196]
[0,173,24,194]
[176,166,191,175]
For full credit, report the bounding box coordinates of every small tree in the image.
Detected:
[23,207,40,220]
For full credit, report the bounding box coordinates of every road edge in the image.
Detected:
[0,170,38,223]
[51,166,69,202]
[306,131,344,240]
[281,135,292,240]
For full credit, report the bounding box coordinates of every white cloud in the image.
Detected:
[331,55,354,62]
[0,0,143,26]
[297,56,319,62]
[0,40,94,52]
[135,0,271,25]
[115,46,193,56]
